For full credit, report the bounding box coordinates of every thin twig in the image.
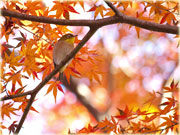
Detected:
[104,0,124,18]
[16,24,52,44]
[145,2,180,16]
[0,90,32,101]
[145,122,179,134]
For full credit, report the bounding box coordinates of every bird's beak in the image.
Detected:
[74,35,78,37]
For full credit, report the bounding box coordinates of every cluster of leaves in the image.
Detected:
[87,1,179,37]
[1,2,103,96]
[73,80,179,134]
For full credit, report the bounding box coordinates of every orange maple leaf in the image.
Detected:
[159,116,176,133]
[46,81,63,103]
[18,100,39,113]
[5,69,23,86]
[78,124,98,133]
[115,105,133,120]
[51,1,79,19]
[98,116,117,133]
[1,102,18,120]
[163,80,179,93]
[141,112,159,123]
[4,49,23,70]
[88,5,106,19]
[160,96,177,115]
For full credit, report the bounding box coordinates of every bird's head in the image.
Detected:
[59,33,77,44]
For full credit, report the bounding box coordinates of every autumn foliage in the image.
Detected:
[0,0,179,135]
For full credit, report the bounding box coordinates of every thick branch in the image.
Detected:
[104,1,179,35]
[14,28,98,134]
[1,9,179,35]
[1,9,101,27]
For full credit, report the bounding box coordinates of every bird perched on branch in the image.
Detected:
[53,33,77,81]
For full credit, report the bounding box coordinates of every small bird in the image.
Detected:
[53,33,77,81]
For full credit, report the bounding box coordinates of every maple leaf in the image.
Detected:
[5,69,23,86]
[136,109,150,116]
[88,5,106,19]
[4,49,23,70]
[46,81,63,103]
[15,4,27,13]
[70,46,104,84]
[8,121,18,134]
[160,12,177,24]
[1,102,18,120]
[143,90,160,109]
[87,5,97,12]
[0,122,6,134]
[159,96,177,115]
[115,1,133,10]
[51,1,79,19]
[24,1,46,16]
[139,122,160,133]
[7,83,25,93]
[78,124,98,133]
[159,116,175,133]
[134,12,152,38]
[19,41,42,79]
[163,80,179,93]
[129,121,142,133]
[147,2,168,16]
[104,8,115,16]
[62,46,104,83]
[5,17,14,30]
[64,66,81,83]
[41,60,54,80]
[7,85,27,102]
[141,112,159,123]
[0,122,6,129]
[98,117,117,133]
[18,100,39,113]
[172,106,179,123]
[115,105,133,121]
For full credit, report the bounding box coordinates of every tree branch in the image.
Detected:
[104,1,179,35]
[14,28,98,134]
[145,122,179,134]
[14,93,36,134]
[104,0,124,17]
[1,9,179,35]
[0,90,32,101]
